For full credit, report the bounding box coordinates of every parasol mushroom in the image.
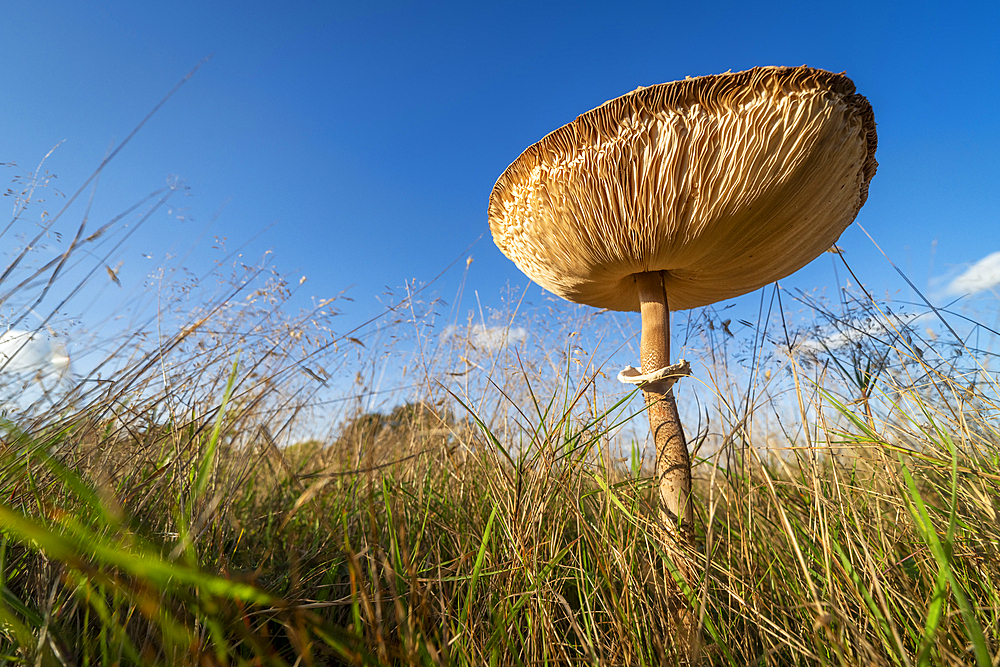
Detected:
[488,66,877,543]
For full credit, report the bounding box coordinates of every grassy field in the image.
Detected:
[2,148,999,665]
[1,250,999,667]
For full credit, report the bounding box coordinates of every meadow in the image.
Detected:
[1,154,999,666]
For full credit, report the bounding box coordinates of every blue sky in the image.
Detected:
[2,1,998,346]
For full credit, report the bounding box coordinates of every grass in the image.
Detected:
[2,87,999,664]
[1,274,998,666]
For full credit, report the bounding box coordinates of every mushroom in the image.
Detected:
[488,66,877,542]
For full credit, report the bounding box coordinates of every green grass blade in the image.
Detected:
[461,502,497,627]
[0,503,272,605]
[194,356,239,501]
[899,459,990,667]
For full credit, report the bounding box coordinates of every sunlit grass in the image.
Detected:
[1,270,998,666]
[2,102,999,664]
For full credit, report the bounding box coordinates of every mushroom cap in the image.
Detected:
[488,66,878,312]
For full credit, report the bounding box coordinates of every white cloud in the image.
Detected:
[946,251,1000,296]
[442,324,528,352]
[0,330,70,375]
[0,329,74,415]
[793,313,922,356]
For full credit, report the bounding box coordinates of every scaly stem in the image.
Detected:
[635,271,694,543]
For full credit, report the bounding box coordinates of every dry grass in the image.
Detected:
[1,89,999,665]
[1,247,998,666]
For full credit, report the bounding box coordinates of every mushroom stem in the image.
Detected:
[635,271,694,543]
